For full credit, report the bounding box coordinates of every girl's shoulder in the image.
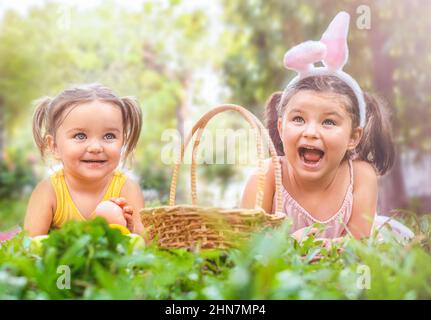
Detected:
[30,177,57,207]
[119,175,143,199]
[241,157,279,212]
[256,157,281,190]
[36,176,56,195]
[120,176,140,191]
[351,159,378,176]
[264,156,283,173]
[119,175,145,211]
[246,157,279,179]
[351,159,378,191]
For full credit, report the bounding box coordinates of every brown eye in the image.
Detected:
[323,119,336,126]
[292,116,304,123]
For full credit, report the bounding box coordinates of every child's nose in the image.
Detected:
[87,140,103,153]
[303,122,319,138]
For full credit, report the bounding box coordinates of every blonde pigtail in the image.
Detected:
[32,97,52,159]
[120,96,143,164]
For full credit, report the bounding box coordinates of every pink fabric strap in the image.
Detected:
[273,159,354,238]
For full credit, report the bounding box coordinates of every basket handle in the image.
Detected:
[168,104,284,215]
[190,107,283,214]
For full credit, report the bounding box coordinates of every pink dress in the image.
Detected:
[272,159,354,238]
[272,158,414,240]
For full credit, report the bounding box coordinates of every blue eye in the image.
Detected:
[104,133,116,140]
[74,133,86,140]
[323,119,336,126]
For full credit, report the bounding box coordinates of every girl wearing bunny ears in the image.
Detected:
[242,12,413,242]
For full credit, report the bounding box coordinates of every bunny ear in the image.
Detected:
[283,40,326,73]
[320,11,350,70]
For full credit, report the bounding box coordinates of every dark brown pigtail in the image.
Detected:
[355,93,395,175]
[264,92,284,156]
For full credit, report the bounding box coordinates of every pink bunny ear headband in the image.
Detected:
[279,11,366,128]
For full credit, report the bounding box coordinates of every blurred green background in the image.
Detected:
[1,0,430,230]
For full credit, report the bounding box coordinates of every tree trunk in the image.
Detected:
[378,149,408,215]
[369,12,409,215]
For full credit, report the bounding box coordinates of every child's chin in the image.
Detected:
[79,167,112,179]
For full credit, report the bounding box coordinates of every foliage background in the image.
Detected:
[0,0,430,231]
[1,216,431,299]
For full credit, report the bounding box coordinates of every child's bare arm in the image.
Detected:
[241,158,275,213]
[24,179,55,237]
[348,161,378,239]
[241,173,260,208]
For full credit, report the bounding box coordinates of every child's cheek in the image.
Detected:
[281,124,298,140]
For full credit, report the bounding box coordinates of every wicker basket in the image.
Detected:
[140,104,286,249]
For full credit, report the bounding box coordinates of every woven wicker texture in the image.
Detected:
[141,104,286,249]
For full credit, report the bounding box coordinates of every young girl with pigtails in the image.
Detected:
[242,12,413,242]
[24,83,145,237]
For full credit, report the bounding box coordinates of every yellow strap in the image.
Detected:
[51,170,127,228]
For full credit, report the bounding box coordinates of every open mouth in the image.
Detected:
[298,146,325,166]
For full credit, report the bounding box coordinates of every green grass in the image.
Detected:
[1,216,431,300]
[0,198,28,230]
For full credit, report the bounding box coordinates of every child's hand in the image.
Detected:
[109,197,144,235]
[314,237,333,249]
[314,238,345,257]
[291,227,319,242]
[292,227,344,250]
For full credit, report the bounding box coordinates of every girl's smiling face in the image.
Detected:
[47,100,124,181]
[278,90,362,180]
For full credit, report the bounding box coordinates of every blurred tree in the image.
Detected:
[2,0,429,213]
[219,0,344,115]
[0,5,83,160]
[0,1,223,202]
[367,0,431,214]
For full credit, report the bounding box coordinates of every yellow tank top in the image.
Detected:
[50,169,127,228]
